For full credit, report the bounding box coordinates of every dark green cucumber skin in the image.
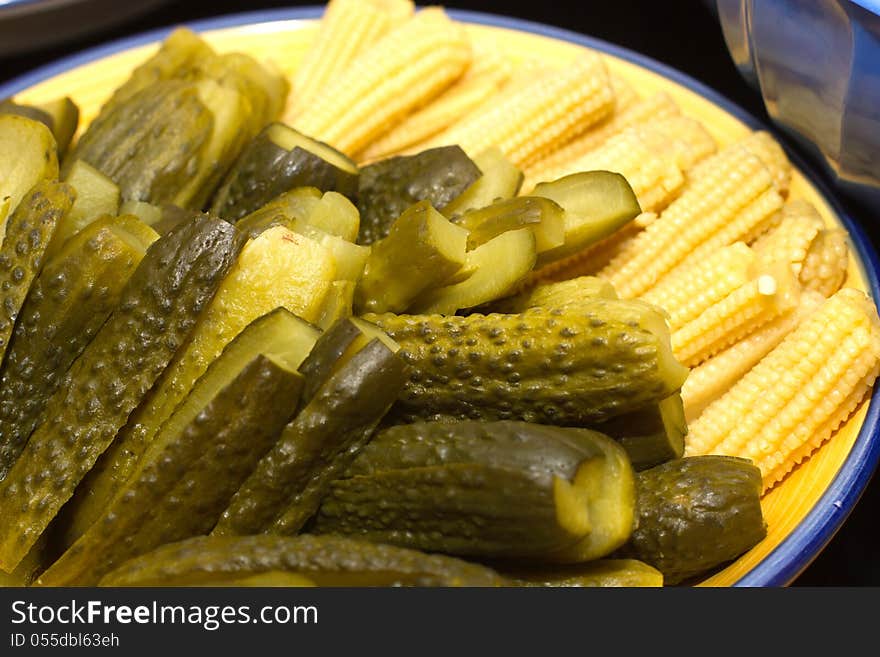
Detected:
[616,456,767,585]
[0,215,145,482]
[213,339,407,536]
[295,318,364,405]
[346,420,607,482]
[38,356,304,587]
[356,145,481,245]
[0,215,244,572]
[210,129,358,222]
[588,395,686,471]
[0,180,74,366]
[368,307,680,426]
[64,80,213,205]
[314,462,583,558]
[97,534,506,587]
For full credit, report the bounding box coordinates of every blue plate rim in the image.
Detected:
[1,5,879,588]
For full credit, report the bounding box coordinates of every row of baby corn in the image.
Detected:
[286,0,880,495]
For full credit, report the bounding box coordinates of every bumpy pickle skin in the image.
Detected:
[356,145,481,245]
[213,339,407,536]
[0,215,157,481]
[0,215,244,572]
[368,302,688,426]
[505,559,663,587]
[38,355,305,587]
[97,534,506,587]
[0,181,74,366]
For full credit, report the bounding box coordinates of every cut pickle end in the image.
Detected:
[411,227,537,315]
[53,159,121,254]
[0,114,59,225]
[532,171,641,268]
[443,147,523,218]
[462,195,565,253]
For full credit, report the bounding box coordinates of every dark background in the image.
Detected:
[1,0,878,586]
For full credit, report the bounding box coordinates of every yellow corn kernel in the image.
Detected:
[422,53,614,168]
[640,241,756,330]
[288,0,414,119]
[358,50,511,161]
[799,227,849,296]
[681,289,826,422]
[752,199,825,275]
[525,91,681,183]
[671,261,800,367]
[292,8,472,157]
[600,143,783,298]
[685,287,880,492]
[527,212,657,284]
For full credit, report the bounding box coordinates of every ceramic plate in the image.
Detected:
[2,7,878,587]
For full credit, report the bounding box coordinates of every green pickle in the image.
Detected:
[39,321,309,586]
[0,180,74,366]
[0,96,79,157]
[506,559,663,587]
[0,215,158,481]
[490,275,619,313]
[459,196,565,252]
[318,420,636,561]
[356,145,481,245]
[213,338,407,536]
[616,456,767,584]
[531,171,641,268]
[442,146,523,219]
[355,200,468,314]
[0,214,244,572]
[0,114,59,221]
[369,301,688,426]
[210,122,359,221]
[97,535,506,587]
[51,159,120,256]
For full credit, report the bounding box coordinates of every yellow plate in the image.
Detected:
[4,8,878,587]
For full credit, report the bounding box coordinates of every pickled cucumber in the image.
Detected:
[506,559,663,587]
[317,421,636,560]
[213,338,407,536]
[0,215,157,481]
[355,200,468,314]
[0,114,59,224]
[0,214,244,572]
[40,335,308,585]
[51,159,120,256]
[443,147,523,219]
[1,96,78,157]
[97,535,506,587]
[370,302,688,426]
[357,145,481,245]
[459,196,565,252]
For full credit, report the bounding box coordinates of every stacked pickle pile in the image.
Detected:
[0,0,878,588]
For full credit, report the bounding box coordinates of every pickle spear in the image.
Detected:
[59,225,330,549]
[0,114,59,225]
[213,337,407,536]
[97,535,506,587]
[0,180,74,367]
[0,214,244,572]
[0,215,158,481]
[356,145,481,245]
[1,96,79,157]
[40,318,309,586]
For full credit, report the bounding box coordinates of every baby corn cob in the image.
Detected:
[358,50,511,161]
[640,241,757,331]
[525,91,681,184]
[288,0,414,120]
[685,287,880,492]
[799,227,849,296]
[599,139,783,298]
[293,7,472,157]
[681,289,826,422]
[752,199,825,275]
[422,53,615,169]
[671,261,801,367]
[690,130,791,195]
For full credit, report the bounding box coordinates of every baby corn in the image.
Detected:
[288,0,414,119]
[358,50,511,161]
[799,227,849,296]
[422,53,615,169]
[526,91,681,183]
[685,288,880,492]
[752,199,825,275]
[599,138,783,298]
[293,7,472,157]
[671,261,801,367]
[681,290,826,422]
